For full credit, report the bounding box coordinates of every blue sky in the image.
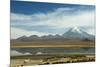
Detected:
[11,1,95,39]
[11,1,95,14]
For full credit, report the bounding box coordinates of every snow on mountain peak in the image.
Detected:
[71,27,82,33]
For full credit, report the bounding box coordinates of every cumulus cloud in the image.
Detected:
[11,7,95,38]
[11,27,54,39]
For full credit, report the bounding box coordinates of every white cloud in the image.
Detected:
[11,27,53,39]
[11,8,95,28]
[11,7,95,38]
[11,13,32,21]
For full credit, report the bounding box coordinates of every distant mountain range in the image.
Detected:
[12,27,95,42]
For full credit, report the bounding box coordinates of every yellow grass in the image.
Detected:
[11,40,95,48]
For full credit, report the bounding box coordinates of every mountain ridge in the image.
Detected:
[12,27,95,41]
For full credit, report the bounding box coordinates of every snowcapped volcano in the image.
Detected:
[71,27,82,33]
[63,27,85,35]
[62,27,95,40]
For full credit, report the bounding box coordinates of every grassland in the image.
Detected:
[11,40,95,48]
[10,54,95,67]
[10,40,95,67]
